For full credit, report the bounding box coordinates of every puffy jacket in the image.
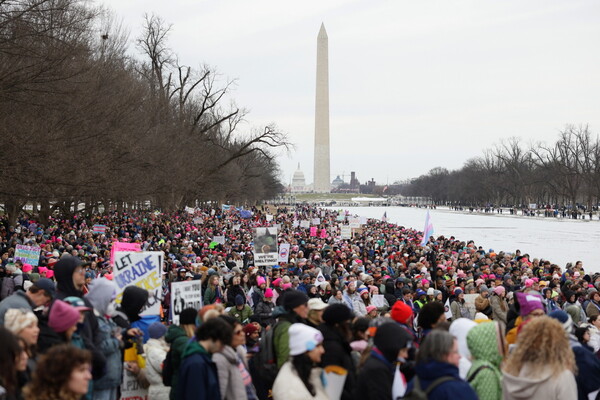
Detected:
[144,338,170,400]
[228,304,253,324]
[213,345,256,400]
[354,350,394,400]
[272,361,328,400]
[274,313,303,368]
[318,323,356,400]
[407,360,478,400]
[466,322,503,400]
[92,313,122,390]
[502,365,576,400]
[255,300,275,327]
[490,294,508,326]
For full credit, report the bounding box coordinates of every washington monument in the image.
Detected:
[313,23,330,193]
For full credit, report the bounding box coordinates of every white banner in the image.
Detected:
[114,251,163,316]
[171,280,202,325]
[254,227,278,266]
[278,243,290,263]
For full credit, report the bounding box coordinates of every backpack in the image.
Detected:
[252,321,280,388]
[161,347,174,386]
[402,376,456,400]
[0,276,16,300]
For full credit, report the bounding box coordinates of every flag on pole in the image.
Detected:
[420,211,434,247]
[382,211,388,222]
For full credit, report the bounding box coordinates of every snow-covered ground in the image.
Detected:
[326,206,600,274]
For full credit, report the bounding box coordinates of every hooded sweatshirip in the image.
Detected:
[466,322,503,400]
[502,363,577,400]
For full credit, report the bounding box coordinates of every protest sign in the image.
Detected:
[232,224,241,231]
[110,242,141,267]
[92,224,107,234]
[253,227,278,266]
[278,243,290,263]
[300,220,310,229]
[193,217,203,225]
[185,206,195,214]
[310,227,317,237]
[292,220,299,228]
[120,362,148,400]
[311,217,321,225]
[463,294,478,319]
[171,280,202,324]
[372,295,385,308]
[360,216,367,225]
[340,225,352,239]
[349,217,361,228]
[266,214,273,222]
[14,244,41,266]
[114,251,163,316]
[212,235,225,245]
[320,229,327,238]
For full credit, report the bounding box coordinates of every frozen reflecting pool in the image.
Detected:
[326,206,600,274]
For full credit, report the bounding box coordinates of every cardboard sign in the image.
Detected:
[14,244,41,266]
[278,243,290,263]
[113,251,163,316]
[253,227,278,266]
[120,362,148,400]
[171,280,202,324]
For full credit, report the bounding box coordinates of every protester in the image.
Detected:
[274,290,309,368]
[0,278,55,324]
[165,307,198,400]
[406,330,478,399]
[355,322,413,400]
[466,321,505,400]
[448,318,477,379]
[0,327,22,400]
[502,316,577,400]
[177,317,233,400]
[144,322,170,400]
[272,323,327,400]
[23,344,92,400]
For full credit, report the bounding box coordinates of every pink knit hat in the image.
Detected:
[22,264,33,273]
[264,288,274,298]
[493,286,505,296]
[282,283,292,290]
[48,300,80,333]
[256,276,266,286]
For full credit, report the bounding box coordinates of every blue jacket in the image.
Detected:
[571,338,600,400]
[407,360,478,400]
[177,341,221,400]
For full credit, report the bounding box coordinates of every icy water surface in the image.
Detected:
[326,206,600,274]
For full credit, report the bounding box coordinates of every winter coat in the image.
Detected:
[354,350,394,400]
[91,312,122,390]
[570,336,600,400]
[165,324,191,400]
[318,323,356,400]
[177,341,221,400]
[255,300,275,327]
[225,285,246,307]
[502,365,577,400]
[450,299,471,321]
[466,322,503,400]
[327,296,345,306]
[213,345,256,400]
[352,296,367,317]
[406,360,478,400]
[274,313,303,368]
[489,294,507,326]
[228,305,253,324]
[474,295,492,316]
[144,338,171,400]
[272,361,328,400]
[203,284,223,305]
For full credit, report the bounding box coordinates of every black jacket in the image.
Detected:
[318,323,356,400]
[355,353,393,400]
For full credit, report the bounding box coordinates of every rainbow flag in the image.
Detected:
[420,211,434,247]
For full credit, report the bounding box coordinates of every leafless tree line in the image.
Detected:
[0,1,289,225]
[403,125,600,209]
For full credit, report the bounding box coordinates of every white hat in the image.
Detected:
[308,298,328,311]
[427,288,435,296]
[288,323,323,356]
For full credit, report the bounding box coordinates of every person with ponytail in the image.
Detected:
[272,324,328,400]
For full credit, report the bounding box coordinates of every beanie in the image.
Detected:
[22,264,33,273]
[366,305,377,314]
[525,279,534,288]
[180,307,199,325]
[282,290,309,311]
[272,278,282,288]
[264,288,274,298]
[308,298,327,311]
[148,322,167,339]
[357,286,368,295]
[235,295,245,306]
[515,292,544,317]
[281,283,292,290]
[390,301,413,324]
[48,300,80,333]
[426,288,435,296]
[322,304,354,324]
[493,286,505,296]
[454,288,463,296]
[548,310,573,333]
[256,276,266,286]
[4,308,38,334]
[288,323,323,356]
[243,323,258,337]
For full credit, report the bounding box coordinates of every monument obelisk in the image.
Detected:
[313,23,330,193]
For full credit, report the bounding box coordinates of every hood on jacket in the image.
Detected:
[466,321,503,368]
[385,281,395,295]
[54,255,83,297]
[119,286,148,322]
[85,278,117,315]
[449,318,477,360]
[165,324,187,344]
[502,365,553,399]
[182,340,209,359]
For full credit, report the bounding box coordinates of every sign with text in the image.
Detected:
[340,226,352,239]
[212,235,225,245]
[114,251,163,316]
[110,242,141,267]
[300,220,310,229]
[253,227,278,266]
[171,280,202,325]
[349,217,361,228]
[14,244,41,266]
[120,362,148,400]
[278,243,290,263]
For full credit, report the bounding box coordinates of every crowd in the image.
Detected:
[1,205,600,400]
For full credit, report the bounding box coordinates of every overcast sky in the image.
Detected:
[101,0,600,186]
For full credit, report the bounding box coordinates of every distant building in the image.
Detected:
[291,163,307,193]
[331,175,344,188]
